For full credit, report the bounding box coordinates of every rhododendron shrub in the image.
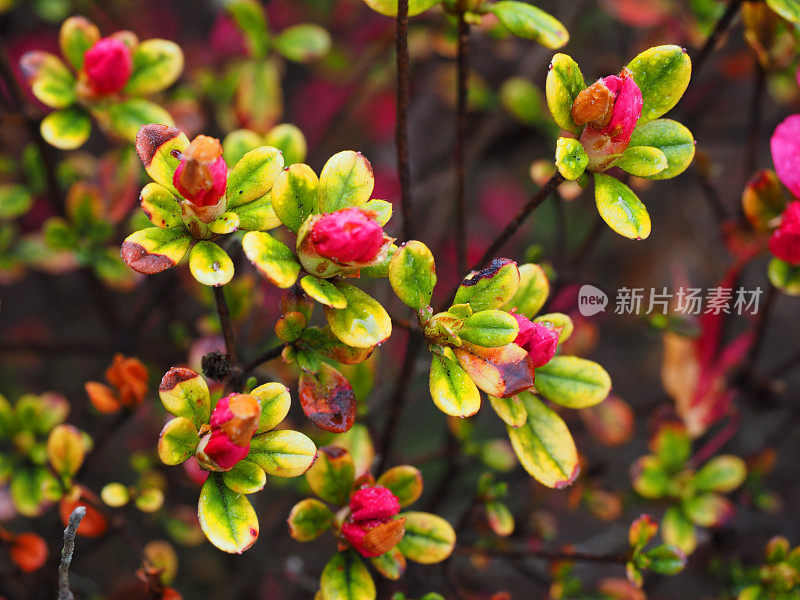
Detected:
[1,1,799,599]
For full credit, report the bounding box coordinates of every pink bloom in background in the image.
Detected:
[771,114,800,199]
[769,201,800,265]
[512,313,560,368]
[311,208,384,263]
[341,486,403,557]
[199,393,260,471]
[83,38,132,95]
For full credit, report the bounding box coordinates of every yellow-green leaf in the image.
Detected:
[198,473,259,554]
[627,119,696,180]
[157,417,199,465]
[227,146,285,208]
[189,241,234,287]
[377,465,423,508]
[140,182,181,228]
[288,498,333,542]
[41,107,90,150]
[488,394,527,428]
[121,226,191,275]
[489,1,569,49]
[323,283,391,348]
[316,151,374,213]
[429,352,481,417]
[222,460,267,494]
[534,356,611,409]
[247,429,317,477]
[125,39,184,95]
[594,173,651,239]
[305,445,355,505]
[158,366,211,427]
[59,16,99,71]
[626,45,691,123]
[242,231,300,288]
[613,146,668,178]
[320,551,376,600]
[250,382,291,433]
[545,53,586,134]
[389,240,437,310]
[301,275,347,308]
[396,512,456,564]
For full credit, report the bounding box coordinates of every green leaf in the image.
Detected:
[629,514,658,552]
[135,124,189,195]
[489,1,569,49]
[242,231,300,288]
[140,182,181,228]
[646,544,687,575]
[41,107,90,150]
[769,257,800,295]
[157,417,199,465]
[507,393,578,488]
[189,241,234,287]
[613,146,668,178]
[488,394,527,428]
[103,98,175,143]
[222,460,267,494]
[461,310,520,348]
[501,77,545,125]
[11,467,55,517]
[46,424,85,477]
[234,59,283,133]
[320,551,376,600]
[662,505,697,555]
[694,455,747,493]
[627,45,691,123]
[301,275,348,308]
[682,493,733,527]
[305,445,355,505]
[503,263,549,317]
[19,51,75,109]
[271,163,318,232]
[247,429,317,477]
[486,500,515,537]
[274,24,331,63]
[631,455,670,498]
[223,129,263,167]
[555,137,588,180]
[766,0,800,23]
[545,53,586,134]
[264,123,307,165]
[594,173,651,239]
[316,151,374,213]
[370,547,406,580]
[627,119,695,180]
[121,226,191,275]
[388,240,437,310]
[227,0,270,59]
[59,16,99,71]
[429,352,481,417]
[0,184,33,219]
[288,498,333,541]
[158,366,211,428]
[231,194,281,231]
[125,39,184,95]
[652,423,691,471]
[227,146,285,208]
[198,473,259,554]
[454,258,520,311]
[533,356,611,409]
[377,465,423,508]
[250,382,291,433]
[397,512,456,564]
[323,283,392,348]
[361,0,438,17]
[362,199,392,226]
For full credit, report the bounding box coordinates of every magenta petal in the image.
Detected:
[771,115,800,199]
[601,73,642,145]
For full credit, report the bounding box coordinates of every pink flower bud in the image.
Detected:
[574,69,643,171]
[173,135,228,210]
[511,313,559,368]
[769,201,800,265]
[341,485,404,557]
[197,393,260,471]
[771,114,800,199]
[83,37,133,96]
[310,208,384,264]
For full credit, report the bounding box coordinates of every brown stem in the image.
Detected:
[395,0,414,240]
[455,8,470,276]
[213,286,242,391]
[692,0,745,78]
[242,343,286,374]
[745,61,765,180]
[471,172,565,271]
[457,545,629,564]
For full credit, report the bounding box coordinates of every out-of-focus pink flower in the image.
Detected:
[769,201,800,264]
[771,114,800,199]
[341,486,404,558]
[311,208,384,264]
[83,37,132,95]
[512,313,559,368]
[574,69,643,171]
[197,393,260,471]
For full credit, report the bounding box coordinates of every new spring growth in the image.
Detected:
[196,393,260,471]
[511,313,559,368]
[341,485,404,558]
[573,69,643,171]
[81,37,133,96]
[173,135,228,223]
[311,207,384,263]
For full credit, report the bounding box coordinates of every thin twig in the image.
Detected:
[694,166,730,223]
[745,62,765,177]
[242,343,286,374]
[213,286,242,391]
[454,6,470,276]
[395,0,414,240]
[457,545,629,564]
[692,0,745,78]
[58,506,86,600]
[471,172,565,271]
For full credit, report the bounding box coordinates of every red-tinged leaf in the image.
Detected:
[629,514,658,551]
[298,362,356,433]
[579,395,634,446]
[299,327,375,365]
[121,227,191,275]
[8,532,48,572]
[453,343,534,398]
